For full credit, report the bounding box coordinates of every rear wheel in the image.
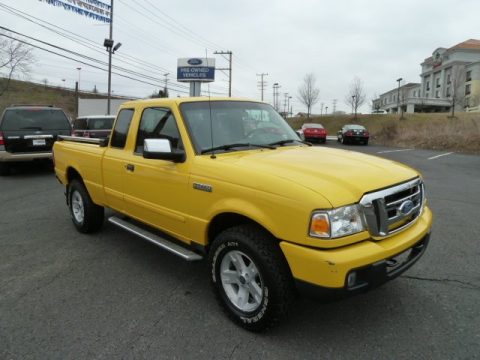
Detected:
[341,137,348,145]
[68,179,104,233]
[209,224,294,332]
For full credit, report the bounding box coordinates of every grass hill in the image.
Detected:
[0,78,126,119]
[289,112,480,154]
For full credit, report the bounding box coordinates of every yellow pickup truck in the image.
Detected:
[53,97,432,331]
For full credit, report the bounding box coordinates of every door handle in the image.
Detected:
[125,164,135,172]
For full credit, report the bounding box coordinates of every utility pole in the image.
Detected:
[256,73,268,101]
[283,93,289,117]
[163,73,169,97]
[273,83,281,110]
[320,102,324,116]
[214,51,233,97]
[332,99,337,115]
[107,0,113,114]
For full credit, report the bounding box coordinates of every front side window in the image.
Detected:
[180,101,300,154]
[135,107,182,154]
[110,109,134,148]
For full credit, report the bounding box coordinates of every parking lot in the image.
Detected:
[1,142,479,359]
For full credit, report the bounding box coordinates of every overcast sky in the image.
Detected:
[1,0,479,114]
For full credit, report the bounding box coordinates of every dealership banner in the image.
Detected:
[39,0,111,23]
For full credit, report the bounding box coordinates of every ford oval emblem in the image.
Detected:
[399,200,415,215]
[188,58,203,66]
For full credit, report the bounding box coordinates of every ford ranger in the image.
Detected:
[53,97,432,331]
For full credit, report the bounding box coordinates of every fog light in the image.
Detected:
[347,272,357,288]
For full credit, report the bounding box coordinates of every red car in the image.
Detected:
[298,123,327,143]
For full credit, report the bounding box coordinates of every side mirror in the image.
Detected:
[143,138,185,163]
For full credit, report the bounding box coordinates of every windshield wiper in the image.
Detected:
[268,139,312,146]
[201,143,276,154]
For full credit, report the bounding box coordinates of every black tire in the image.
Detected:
[68,179,104,233]
[341,137,348,145]
[0,163,10,176]
[364,139,369,146]
[209,224,295,332]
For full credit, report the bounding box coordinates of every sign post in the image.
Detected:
[177,58,216,96]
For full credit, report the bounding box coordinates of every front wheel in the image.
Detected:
[209,225,294,332]
[68,179,104,233]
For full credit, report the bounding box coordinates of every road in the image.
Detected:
[1,144,479,360]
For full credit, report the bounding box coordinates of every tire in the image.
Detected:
[341,137,348,145]
[209,224,295,332]
[68,179,104,233]
[0,163,10,176]
[364,139,369,146]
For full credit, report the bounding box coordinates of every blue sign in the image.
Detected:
[177,66,215,82]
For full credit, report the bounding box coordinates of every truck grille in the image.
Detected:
[360,178,424,239]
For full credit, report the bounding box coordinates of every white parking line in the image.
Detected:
[377,149,413,154]
[428,152,454,160]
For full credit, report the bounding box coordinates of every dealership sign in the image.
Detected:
[177,58,215,82]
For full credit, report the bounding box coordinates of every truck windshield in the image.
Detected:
[180,101,301,154]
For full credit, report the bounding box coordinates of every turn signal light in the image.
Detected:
[0,131,4,146]
[309,213,330,238]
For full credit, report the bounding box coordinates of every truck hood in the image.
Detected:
[217,146,419,207]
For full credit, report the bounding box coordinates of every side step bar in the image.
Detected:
[108,216,203,261]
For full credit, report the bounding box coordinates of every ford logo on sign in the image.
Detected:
[188,58,203,66]
[398,200,415,215]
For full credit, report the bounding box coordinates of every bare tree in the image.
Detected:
[448,67,466,118]
[0,33,34,96]
[345,77,366,119]
[297,73,320,118]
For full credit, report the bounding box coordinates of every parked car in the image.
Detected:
[0,105,71,175]
[72,115,115,138]
[297,123,327,143]
[337,124,369,145]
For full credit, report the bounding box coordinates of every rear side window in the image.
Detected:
[73,118,88,130]
[110,109,134,148]
[1,109,70,130]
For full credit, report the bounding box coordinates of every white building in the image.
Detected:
[373,39,480,113]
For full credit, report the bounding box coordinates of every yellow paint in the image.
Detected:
[54,97,433,288]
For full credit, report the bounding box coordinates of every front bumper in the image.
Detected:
[0,150,52,162]
[280,206,432,296]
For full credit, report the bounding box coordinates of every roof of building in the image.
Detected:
[449,39,480,51]
[423,39,480,64]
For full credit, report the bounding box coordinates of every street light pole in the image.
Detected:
[107,0,114,115]
[76,67,81,91]
[396,77,403,115]
[163,73,169,97]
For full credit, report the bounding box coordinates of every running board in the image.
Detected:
[108,216,203,261]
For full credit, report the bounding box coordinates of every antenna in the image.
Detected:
[206,49,216,159]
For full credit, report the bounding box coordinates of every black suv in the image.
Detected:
[0,105,71,175]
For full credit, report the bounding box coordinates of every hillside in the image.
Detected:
[0,78,124,119]
[289,112,480,154]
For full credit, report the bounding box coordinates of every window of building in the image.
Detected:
[465,84,471,95]
[435,90,440,98]
[466,71,472,82]
[110,109,134,148]
[393,95,396,101]
[426,81,430,91]
[447,73,451,84]
[436,78,441,88]
[446,87,451,97]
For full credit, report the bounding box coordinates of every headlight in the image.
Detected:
[309,204,366,239]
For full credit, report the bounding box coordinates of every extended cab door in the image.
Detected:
[102,108,135,212]
[121,107,191,241]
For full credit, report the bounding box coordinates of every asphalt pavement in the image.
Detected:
[0,144,479,360]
